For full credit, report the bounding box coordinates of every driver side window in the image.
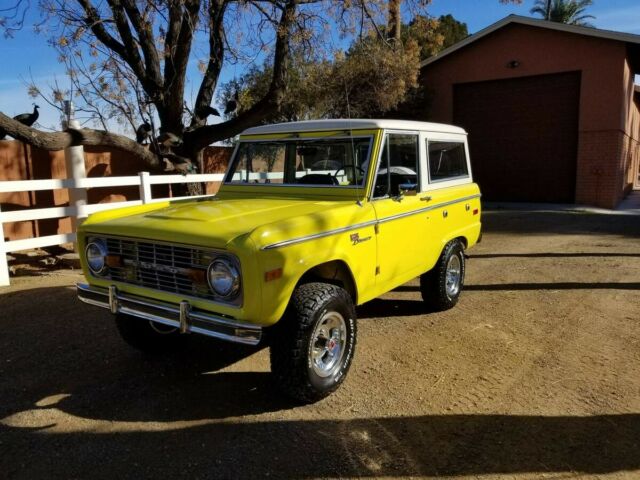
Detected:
[373,133,420,198]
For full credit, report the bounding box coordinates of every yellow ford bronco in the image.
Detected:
[77,119,481,402]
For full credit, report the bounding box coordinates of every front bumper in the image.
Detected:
[77,283,262,345]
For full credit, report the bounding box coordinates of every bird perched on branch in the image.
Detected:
[135,122,152,144]
[13,104,39,127]
[224,91,239,115]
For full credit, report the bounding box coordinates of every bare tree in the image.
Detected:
[0,1,378,174]
[0,0,523,183]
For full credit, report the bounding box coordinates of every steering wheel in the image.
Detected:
[333,166,366,183]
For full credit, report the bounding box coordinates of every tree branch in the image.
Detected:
[77,0,128,57]
[0,112,163,170]
[77,0,161,99]
[188,0,297,150]
[192,0,227,126]
[120,0,163,88]
[163,0,201,129]
[105,0,151,86]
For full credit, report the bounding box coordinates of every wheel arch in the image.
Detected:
[297,259,358,304]
[441,234,468,252]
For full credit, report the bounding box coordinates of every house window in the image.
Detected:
[373,134,419,198]
[428,141,468,182]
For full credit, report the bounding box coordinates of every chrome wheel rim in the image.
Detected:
[445,254,462,298]
[310,311,347,378]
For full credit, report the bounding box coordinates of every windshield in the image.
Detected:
[225,136,372,187]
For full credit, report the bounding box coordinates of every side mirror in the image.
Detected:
[399,183,418,197]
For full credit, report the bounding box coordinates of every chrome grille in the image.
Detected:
[102,237,216,300]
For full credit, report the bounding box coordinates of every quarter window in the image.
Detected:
[428,141,468,182]
[373,134,419,198]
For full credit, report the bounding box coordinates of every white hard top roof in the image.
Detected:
[242,119,467,135]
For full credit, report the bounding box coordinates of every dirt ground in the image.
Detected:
[1,208,639,480]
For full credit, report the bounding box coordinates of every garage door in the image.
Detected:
[453,71,581,203]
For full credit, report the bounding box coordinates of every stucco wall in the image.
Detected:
[420,23,635,208]
[629,92,640,189]
[623,58,640,191]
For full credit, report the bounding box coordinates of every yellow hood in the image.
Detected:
[80,195,344,249]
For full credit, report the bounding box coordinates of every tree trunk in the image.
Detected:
[195,148,206,194]
[387,0,402,43]
[168,144,205,197]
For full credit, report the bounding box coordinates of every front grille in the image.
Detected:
[102,237,218,301]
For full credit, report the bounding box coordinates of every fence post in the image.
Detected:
[63,105,88,233]
[139,171,152,204]
[0,204,10,286]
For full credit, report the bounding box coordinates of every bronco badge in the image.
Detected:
[350,232,372,245]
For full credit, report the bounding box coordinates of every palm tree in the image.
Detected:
[530,0,596,27]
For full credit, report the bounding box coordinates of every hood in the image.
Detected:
[81,196,343,249]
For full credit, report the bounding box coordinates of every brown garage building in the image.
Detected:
[419,15,640,208]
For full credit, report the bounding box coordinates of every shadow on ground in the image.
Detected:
[358,297,428,318]
[1,285,639,478]
[0,286,287,423]
[391,282,640,294]
[481,209,640,237]
[471,252,640,258]
[3,410,639,478]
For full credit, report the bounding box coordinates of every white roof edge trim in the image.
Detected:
[421,15,640,68]
[241,119,467,136]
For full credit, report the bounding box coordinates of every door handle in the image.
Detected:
[420,195,432,202]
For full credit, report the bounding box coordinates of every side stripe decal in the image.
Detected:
[261,194,481,250]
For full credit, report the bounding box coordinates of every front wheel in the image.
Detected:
[270,282,357,403]
[420,239,466,311]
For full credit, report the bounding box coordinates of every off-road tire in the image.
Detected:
[420,239,466,312]
[115,313,186,354]
[270,282,357,403]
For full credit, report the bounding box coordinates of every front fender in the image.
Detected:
[255,224,377,325]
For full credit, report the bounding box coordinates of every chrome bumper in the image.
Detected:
[77,283,262,345]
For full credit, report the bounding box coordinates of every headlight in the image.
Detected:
[85,239,108,275]
[207,257,241,299]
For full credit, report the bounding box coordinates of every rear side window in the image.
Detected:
[428,141,468,182]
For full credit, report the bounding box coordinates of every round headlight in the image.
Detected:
[207,257,240,299]
[85,240,108,275]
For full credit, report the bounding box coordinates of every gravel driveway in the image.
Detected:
[1,208,639,479]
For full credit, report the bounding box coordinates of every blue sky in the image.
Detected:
[1,0,639,131]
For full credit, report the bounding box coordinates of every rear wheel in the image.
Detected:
[115,313,186,354]
[270,282,357,403]
[420,239,465,311]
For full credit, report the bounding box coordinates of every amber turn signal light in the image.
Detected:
[264,268,283,282]
[105,255,123,268]
[187,269,207,284]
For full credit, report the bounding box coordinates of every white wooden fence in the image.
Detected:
[0,146,347,287]
[0,171,224,286]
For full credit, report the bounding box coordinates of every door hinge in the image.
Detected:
[375,266,380,275]
[374,224,380,234]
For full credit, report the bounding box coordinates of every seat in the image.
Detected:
[297,173,339,185]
